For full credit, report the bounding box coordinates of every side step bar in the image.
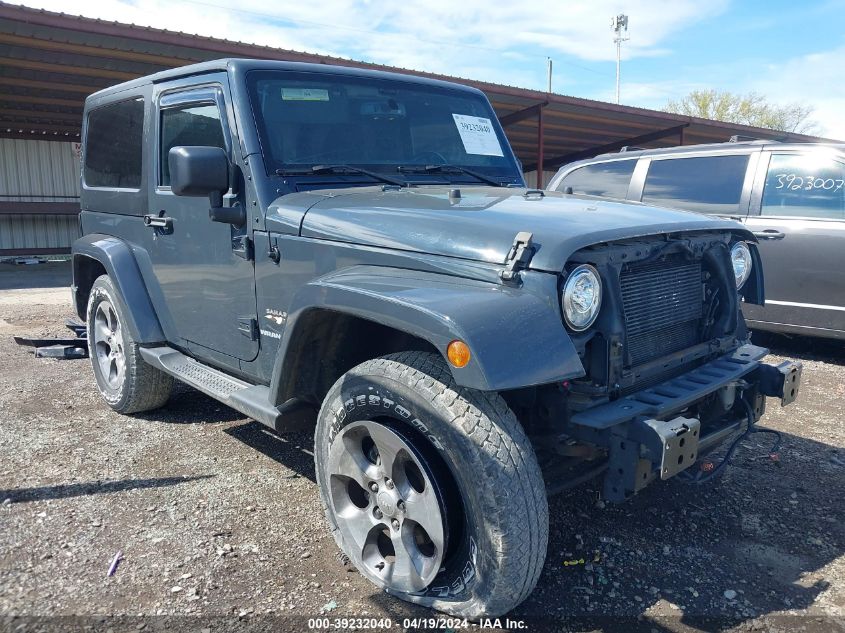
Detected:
[139,346,315,432]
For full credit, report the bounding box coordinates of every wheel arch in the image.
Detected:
[269,266,584,406]
[72,253,106,321]
[72,234,165,343]
[272,307,441,406]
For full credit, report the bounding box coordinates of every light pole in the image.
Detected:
[611,14,629,104]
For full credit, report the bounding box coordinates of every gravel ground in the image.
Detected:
[0,261,843,632]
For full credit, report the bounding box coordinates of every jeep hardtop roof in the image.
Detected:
[85,58,486,104]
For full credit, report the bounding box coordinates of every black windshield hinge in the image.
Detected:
[232,235,253,261]
[500,231,534,284]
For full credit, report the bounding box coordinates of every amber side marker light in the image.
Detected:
[447,340,471,368]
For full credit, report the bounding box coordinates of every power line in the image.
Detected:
[115,0,686,104]
[158,0,613,79]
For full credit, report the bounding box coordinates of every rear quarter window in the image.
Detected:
[84,97,145,189]
[761,153,845,219]
[641,154,749,214]
[557,160,636,199]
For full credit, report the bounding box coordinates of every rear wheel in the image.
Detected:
[315,352,548,618]
[86,275,173,414]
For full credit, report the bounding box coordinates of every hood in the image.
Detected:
[293,186,751,271]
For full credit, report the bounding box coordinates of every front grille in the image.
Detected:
[621,260,703,366]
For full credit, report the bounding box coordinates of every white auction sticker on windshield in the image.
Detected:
[452,114,504,157]
[281,88,329,101]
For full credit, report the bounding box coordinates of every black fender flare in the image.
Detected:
[72,234,165,343]
[270,265,584,398]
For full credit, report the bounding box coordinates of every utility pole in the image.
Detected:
[611,14,629,104]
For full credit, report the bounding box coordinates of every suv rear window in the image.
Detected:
[761,153,845,219]
[557,160,636,199]
[642,154,749,214]
[84,98,144,189]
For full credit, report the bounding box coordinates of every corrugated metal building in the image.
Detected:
[0,138,80,254]
[0,2,839,255]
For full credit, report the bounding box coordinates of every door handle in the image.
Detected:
[752,229,785,240]
[143,214,173,231]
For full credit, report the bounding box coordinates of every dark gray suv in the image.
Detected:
[73,59,802,618]
[548,141,845,341]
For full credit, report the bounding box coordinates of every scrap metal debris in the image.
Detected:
[13,318,88,359]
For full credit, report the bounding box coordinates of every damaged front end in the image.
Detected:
[571,344,801,501]
[507,231,802,501]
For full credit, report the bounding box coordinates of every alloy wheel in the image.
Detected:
[327,420,446,594]
[93,299,126,390]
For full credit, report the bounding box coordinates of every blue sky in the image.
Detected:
[19,0,845,138]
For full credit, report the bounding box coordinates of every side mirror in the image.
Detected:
[169,146,245,227]
[169,146,228,197]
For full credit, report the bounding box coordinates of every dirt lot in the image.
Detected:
[0,261,843,632]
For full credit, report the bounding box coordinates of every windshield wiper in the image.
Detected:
[397,164,506,187]
[275,164,406,187]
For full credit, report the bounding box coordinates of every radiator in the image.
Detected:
[621,260,703,367]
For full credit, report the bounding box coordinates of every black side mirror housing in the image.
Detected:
[169,146,228,196]
[169,146,245,227]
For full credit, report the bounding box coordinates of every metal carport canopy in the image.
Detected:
[0,0,838,191]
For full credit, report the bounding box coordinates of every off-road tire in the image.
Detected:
[86,275,173,414]
[314,351,548,618]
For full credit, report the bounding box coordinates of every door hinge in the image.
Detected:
[500,231,534,284]
[238,317,259,340]
[232,235,254,261]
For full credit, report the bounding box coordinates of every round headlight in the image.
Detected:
[730,242,752,289]
[562,264,602,331]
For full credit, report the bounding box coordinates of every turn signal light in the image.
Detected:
[447,340,471,368]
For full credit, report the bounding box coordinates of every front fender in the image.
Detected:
[271,266,584,394]
[72,234,165,343]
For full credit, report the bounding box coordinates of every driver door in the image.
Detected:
[144,79,259,363]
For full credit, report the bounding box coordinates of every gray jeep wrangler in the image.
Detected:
[73,59,802,618]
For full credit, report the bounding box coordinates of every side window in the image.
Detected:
[761,153,845,219]
[557,160,636,199]
[159,103,226,186]
[84,98,144,189]
[641,155,749,214]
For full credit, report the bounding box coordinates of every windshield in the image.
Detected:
[245,70,522,183]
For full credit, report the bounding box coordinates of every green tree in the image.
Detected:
[665,89,818,134]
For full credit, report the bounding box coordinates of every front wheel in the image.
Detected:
[314,352,548,618]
